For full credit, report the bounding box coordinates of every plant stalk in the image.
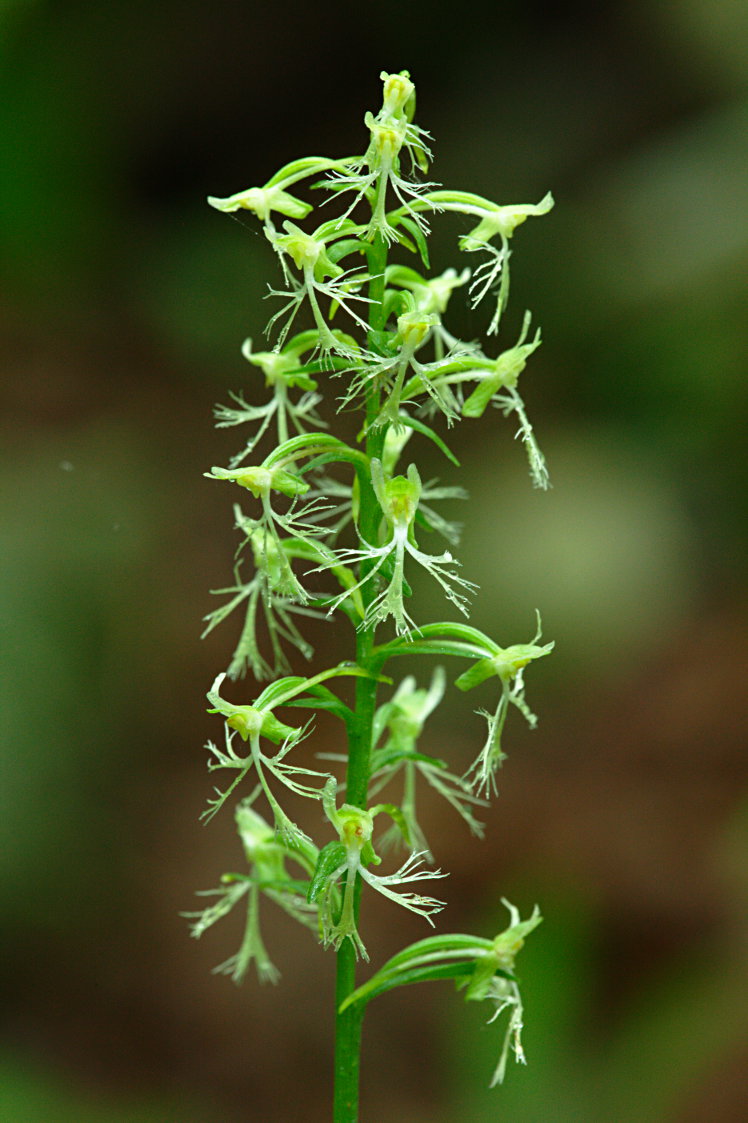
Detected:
[332,229,388,1122]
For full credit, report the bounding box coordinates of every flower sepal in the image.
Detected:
[206,464,310,499]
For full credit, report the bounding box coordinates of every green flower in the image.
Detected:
[458,194,554,250]
[455,614,554,793]
[276,222,341,277]
[308,784,447,960]
[205,673,315,838]
[208,183,312,225]
[241,332,319,390]
[207,463,309,499]
[461,312,542,418]
[322,460,476,635]
[207,156,353,234]
[411,189,554,333]
[340,899,542,1086]
[203,665,366,835]
[370,668,486,857]
[324,70,436,244]
[267,220,373,352]
[184,802,319,984]
[459,901,543,1085]
[213,332,324,464]
[202,510,335,682]
[205,457,330,604]
[386,264,471,355]
[336,304,461,426]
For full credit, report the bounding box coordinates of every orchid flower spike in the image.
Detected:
[195,68,555,1097]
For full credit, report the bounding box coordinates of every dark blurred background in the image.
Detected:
[2,1,747,1120]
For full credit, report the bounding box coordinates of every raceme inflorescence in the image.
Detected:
[187,70,554,1120]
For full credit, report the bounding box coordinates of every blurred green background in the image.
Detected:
[2,1,747,1120]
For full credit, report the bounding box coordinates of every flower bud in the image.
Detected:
[380,70,415,118]
[208,464,309,499]
[207,185,311,222]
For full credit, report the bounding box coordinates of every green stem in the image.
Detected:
[277,382,289,446]
[333,939,364,1122]
[332,225,389,1123]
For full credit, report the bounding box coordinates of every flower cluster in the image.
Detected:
[191,69,554,1096]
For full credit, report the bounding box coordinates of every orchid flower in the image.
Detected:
[369,668,486,858]
[204,664,368,836]
[455,614,554,793]
[405,189,554,333]
[201,516,323,681]
[321,459,476,635]
[266,220,372,352]
[385,264,473,355]
[411,311,549,488]
[205,460,330,603]
[213,331,325,463]
[324,70,437,244]
[184,802,320,984]
[336,306,464,430]
[341,899,542,1086]
[207,155,355,237]
[308,781,447,960]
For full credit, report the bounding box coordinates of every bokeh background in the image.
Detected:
[2,1,747,1120]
